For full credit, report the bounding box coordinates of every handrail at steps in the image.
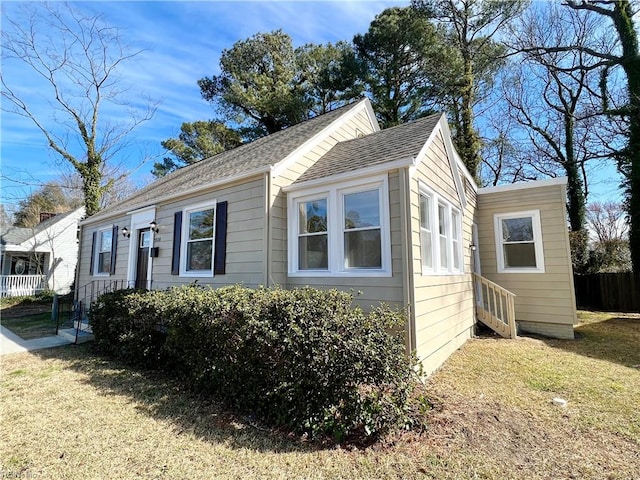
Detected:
[472,273,517,339]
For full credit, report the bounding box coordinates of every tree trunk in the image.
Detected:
[613,0,640,272]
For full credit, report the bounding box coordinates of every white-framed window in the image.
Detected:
[288,175,391,277]
[419,183,463,275]
[494,210,545,273]
[297,197,328,270]
[452,210,461,271]
[94,228,113,275]
[181,200,216,277]
[342,187,383,269]
[419,194,433,271]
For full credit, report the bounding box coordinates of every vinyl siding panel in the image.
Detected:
[152,177,265,288]
[285,170,405,309]
[77,215,130,298]
[271,108,379,288]
[410,131,477,376]
[77,176,266,301]
[476,182,577,338]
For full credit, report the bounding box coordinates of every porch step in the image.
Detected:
[57,328,94,344]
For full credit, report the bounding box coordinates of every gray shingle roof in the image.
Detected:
[1,226,33,246]
[92,100,367,220]
[1,208,83,246]
[294,113,442,184]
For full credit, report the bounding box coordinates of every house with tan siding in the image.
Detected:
[75,98,576,374]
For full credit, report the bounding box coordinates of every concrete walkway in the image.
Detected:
[0,325,73,355]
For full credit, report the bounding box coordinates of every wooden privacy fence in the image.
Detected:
[574,272,640,313]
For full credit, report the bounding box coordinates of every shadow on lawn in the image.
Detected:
[539,315,640,369]
[30,345,318,454]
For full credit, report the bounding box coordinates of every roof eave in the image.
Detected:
[478,177,568,195]
[283,156,415,192]
[80,165,271,226]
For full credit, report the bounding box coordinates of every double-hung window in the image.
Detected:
[343,189,382,269]
[419,183,463,275]
[419,194,433,270]
[181,201,216,276]
[298,198,328,270]
[96,229,113,275]
[494,210,545,273]
[288,176,391,276]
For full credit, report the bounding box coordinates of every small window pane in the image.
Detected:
[100,231,112,252]
[344,190,380,229]
[452,212,461,270]
[440,238,448,269]
[298,234,328,270]
[502,217,533,242]
[344,229,381,268]
[420,195,430,229]
[299,199,327,234]
[98,252,111,273]
[438,205,446,235]
[140,231,151,248]
[504,243,536,268]
[421,232,432,269]
[189,209,215,240]
[420,194,433,270]
[187,240,213,271]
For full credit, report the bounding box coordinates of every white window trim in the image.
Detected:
[180,199,217,278]
[288,175,392,277]
[93,227,113,277]
[494,210,545,274]
[419,182,464,276]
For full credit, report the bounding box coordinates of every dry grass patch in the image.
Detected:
[1,310,638,479]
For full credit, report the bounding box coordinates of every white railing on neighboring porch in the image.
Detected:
[0,275,47,297]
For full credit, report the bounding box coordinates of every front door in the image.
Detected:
[135,229,151,289]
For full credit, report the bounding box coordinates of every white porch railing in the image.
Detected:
[0,275,48,297]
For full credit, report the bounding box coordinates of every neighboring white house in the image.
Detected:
[75,98,577,374]
[1,207,84,296]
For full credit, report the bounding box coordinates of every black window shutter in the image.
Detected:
[214,201,228,275]
[171,211,183,275]
[89,231,97,274]
[110,225,118,275]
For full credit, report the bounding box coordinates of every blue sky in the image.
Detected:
[1,0,406,210]
[0,0,623,213]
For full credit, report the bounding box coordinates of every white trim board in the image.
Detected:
[479,177,567,195]
[125,207,156,287]
[412,115,467,211]
[271,98,379,179]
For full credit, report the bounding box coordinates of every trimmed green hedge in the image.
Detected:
[89,285,423,442]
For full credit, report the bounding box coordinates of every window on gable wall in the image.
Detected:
[343,189,382,269]
[289,176,391,277]
[298,198,328,270]
[419,184,463,275]
[494,210,545,273]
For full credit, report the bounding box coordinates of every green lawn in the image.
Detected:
[1,311,638,479]
[1,312,57,340]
